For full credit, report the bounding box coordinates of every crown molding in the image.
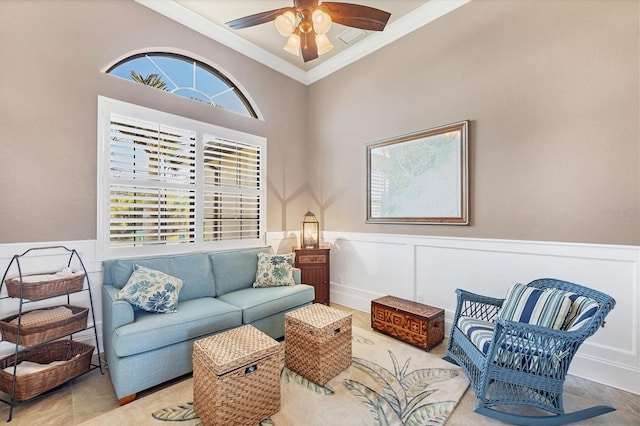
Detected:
[136,0,471,86]
[305,0,471,84]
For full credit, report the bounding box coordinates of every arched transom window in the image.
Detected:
[106,52,257,118]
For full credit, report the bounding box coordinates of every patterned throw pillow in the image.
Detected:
[562,294,600,331]
[253,252,296,288]
[498,283,572,329]
[115,265,183,313]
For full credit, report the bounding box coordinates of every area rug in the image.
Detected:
[83,326,468,425]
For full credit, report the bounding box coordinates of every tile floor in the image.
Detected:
[0,304,637,425]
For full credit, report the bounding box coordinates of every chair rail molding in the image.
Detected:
[267,231,640,395]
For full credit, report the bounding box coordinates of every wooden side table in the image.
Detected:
[294,247,330,305]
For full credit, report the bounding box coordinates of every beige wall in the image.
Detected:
[1,0,638,246]
[0,0,310,243]
[308,0,639,245]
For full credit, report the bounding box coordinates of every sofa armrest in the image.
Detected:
[293,267,301,284]
[102,285,135,330]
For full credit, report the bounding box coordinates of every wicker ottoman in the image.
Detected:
[193,325,280,426]
[285,304,352,385]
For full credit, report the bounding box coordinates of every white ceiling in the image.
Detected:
[136,0,470,85]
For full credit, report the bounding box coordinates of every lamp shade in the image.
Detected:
[283,32,301,56]
[312,9,332,34]
[315,33,333,55]
[275,11,296,36]
[301,210,320,248]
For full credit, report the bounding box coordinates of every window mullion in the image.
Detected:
[195,130,205,249]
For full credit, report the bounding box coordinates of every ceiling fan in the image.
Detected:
[226,0,391,63]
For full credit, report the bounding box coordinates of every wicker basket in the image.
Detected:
[285,304,352,386]
[193,325,280,426]
[0,340,94,401]
[5,272,85,300]
[0,305,89,346]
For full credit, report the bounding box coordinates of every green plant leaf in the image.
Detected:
[151,401,198,421]
[389,350,402,377]
[403,388,438,417]
[404,400,458,426]
[351,356,406,412]
[281,366,335,395]
[400,356,411,378]
[401,368,459,398]
[353,333,376,345]
[343,379,403,425]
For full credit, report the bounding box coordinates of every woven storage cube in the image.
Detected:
[193,325,280,426]
[0,340,94,401]
[285,304,352,385]
[0,305,89,346]
[5,272,85,300]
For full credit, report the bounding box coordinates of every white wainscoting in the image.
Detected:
[267,231,640,395]
[0,240,103,357]
[2,235,638,394]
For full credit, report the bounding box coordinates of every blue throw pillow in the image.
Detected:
[115,265,183,313]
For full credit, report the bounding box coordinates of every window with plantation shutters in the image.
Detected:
[97,97,266,259]
[203,137,261,242]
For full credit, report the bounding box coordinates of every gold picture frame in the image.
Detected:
[366,121,469,225]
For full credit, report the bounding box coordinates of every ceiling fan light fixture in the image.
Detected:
[312,9,332,34]
[275,11,296,36]
[226,1,391,63]
[283,32,301,56]
[315,33,333,55]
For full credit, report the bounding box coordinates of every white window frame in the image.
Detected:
[97,96,266,260]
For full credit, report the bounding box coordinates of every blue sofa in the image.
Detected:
[101,247,315,403]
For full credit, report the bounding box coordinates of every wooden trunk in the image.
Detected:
[371,295,444,351]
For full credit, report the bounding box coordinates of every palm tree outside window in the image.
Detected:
[107,52,257,118]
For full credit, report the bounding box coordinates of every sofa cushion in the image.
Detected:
[253,252,296,287]
[115,265,183,313]
[112,297,241,357]
[217,284,315,324]
[111,252,215,300]
[209,247,272,297]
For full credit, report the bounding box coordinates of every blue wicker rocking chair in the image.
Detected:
[444,278,616,425]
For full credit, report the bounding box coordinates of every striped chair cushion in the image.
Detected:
[457,315,567,375]
[562,294,600,331]
[457,316,546,357]
[457,316,495,354]
[498,283,572,329]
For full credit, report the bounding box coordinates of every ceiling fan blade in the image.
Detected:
[300,31,318,63]
[320,2,391,31]
[226,7,294,30]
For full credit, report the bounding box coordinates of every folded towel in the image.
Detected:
[3,360,67,376]
[55,267,74,277]
[12,270,83,283]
